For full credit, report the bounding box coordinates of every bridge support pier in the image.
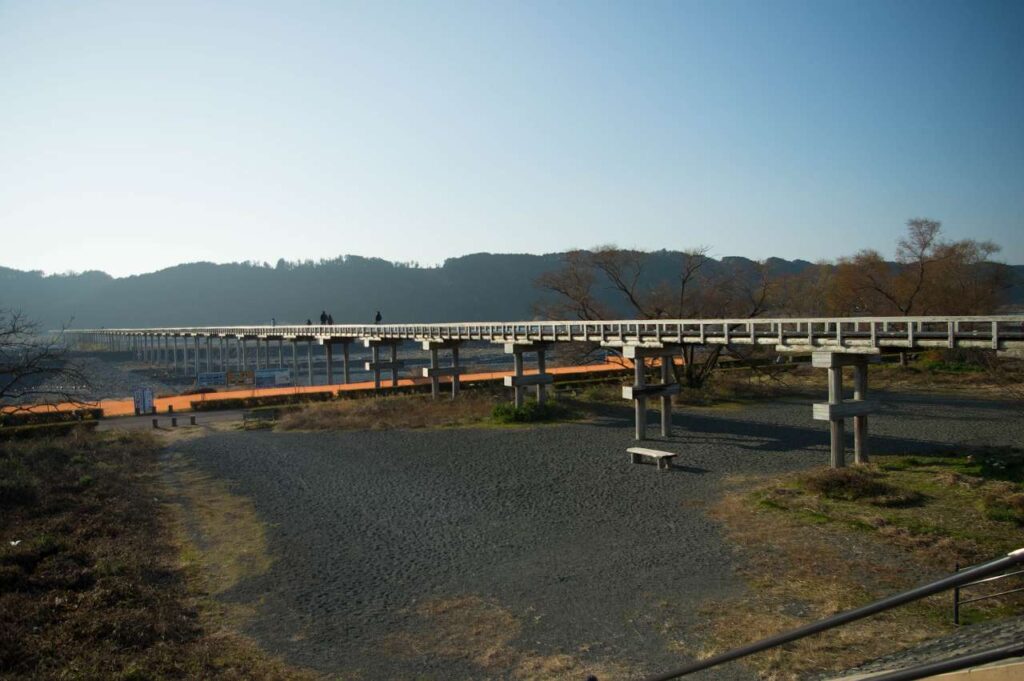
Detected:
[501,342,553,407]
[321,338,353,386]
[422,341,462,399]
[306,341,313,385]
[622,345,680,441]
[364,339,403,390]
[812,352,879,467]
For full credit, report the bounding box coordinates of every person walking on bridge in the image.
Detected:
[320,310,327,325]
[375,310,382,325]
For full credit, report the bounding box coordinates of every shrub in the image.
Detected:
[190,391,333,412]
[799,467,897,501]
[491,400,570,424]
[0,421,98,442]
[0,408,103,428]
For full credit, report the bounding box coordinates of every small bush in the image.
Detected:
[0,421,98,442]
[982,484,1024,525]
[190,391,333,412]
[799,467,896,501]
[491,400,570,424]
[0,408,103,428]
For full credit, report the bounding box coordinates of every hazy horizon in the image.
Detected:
[2,1,1022,277]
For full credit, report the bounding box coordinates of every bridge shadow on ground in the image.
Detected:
[578,391,1021,460]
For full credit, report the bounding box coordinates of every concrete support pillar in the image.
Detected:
[390,343,398,387]
[364,339,401,390]
[172,336,177,373]
[307,341,313,386]
[422,341,462,400]
[326,341,335,385]
[621,345,679,441]
[241,339,247,370]
[828,365,845,468]
[220,337,226,371]
[291,341,297,380]
[501,342,553,408]
[634,357,647,441]
[536,348,547,405]
[256,338,263,369]
[660,356,672,438]
[853,362,869,464]
[513,351,525,407]
[205,337,212,372]
[277,339,284,368]
[430,347,440,399]
[342,342,351,384]
[812,352,879,468]
[194,337,200,376]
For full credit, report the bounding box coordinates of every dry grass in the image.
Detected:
[277,392,501,431]
[386,595,631,680]
[0,429,321,680]
[696,450,1024,680]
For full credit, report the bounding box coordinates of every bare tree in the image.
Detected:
[0,309,90,413]
[535,247,774,388]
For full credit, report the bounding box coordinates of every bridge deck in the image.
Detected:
[70,316,1024,352]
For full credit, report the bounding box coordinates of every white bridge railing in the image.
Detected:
[68,315,1024,352]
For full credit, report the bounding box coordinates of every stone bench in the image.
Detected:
[627,447,677,470]
[242,409,279,427]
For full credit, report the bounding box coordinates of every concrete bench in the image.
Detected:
[627,447,677,470]
[242,409,279,427]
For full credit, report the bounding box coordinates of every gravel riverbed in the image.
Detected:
[165,394,1024,680]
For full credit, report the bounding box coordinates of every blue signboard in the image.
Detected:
[132,387,154,415]
[254,369,292,387]
[196,371,227,387]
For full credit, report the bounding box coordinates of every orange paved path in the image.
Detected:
[9,360,639,418]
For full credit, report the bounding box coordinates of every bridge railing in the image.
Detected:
[66,315,1024,351]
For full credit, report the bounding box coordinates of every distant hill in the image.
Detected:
[0,253,1020,329]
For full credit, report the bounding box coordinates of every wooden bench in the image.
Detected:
[627,447,677,470]
[242,409,279,428]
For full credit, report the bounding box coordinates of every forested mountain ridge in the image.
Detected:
[0,252,1020,330]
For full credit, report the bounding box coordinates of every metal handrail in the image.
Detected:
[642,548,1024,681]
[954,565,1024,624]
[856,641,1024,681]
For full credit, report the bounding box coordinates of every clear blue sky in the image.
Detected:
[1,0,1021,277]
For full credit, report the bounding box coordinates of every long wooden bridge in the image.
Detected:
[68,315,1024,467]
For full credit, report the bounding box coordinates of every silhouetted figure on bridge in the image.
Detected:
[320,310,328,324]
[306,319,312,325]
[327,314,334,325]
[375,310,382,325]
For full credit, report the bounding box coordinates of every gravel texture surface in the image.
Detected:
[165,394,1024,680]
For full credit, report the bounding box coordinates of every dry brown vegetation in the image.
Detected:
[386,595,631,680]
[276,391,502,431]
[0,429,319,680]
[695,449,1024,680]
